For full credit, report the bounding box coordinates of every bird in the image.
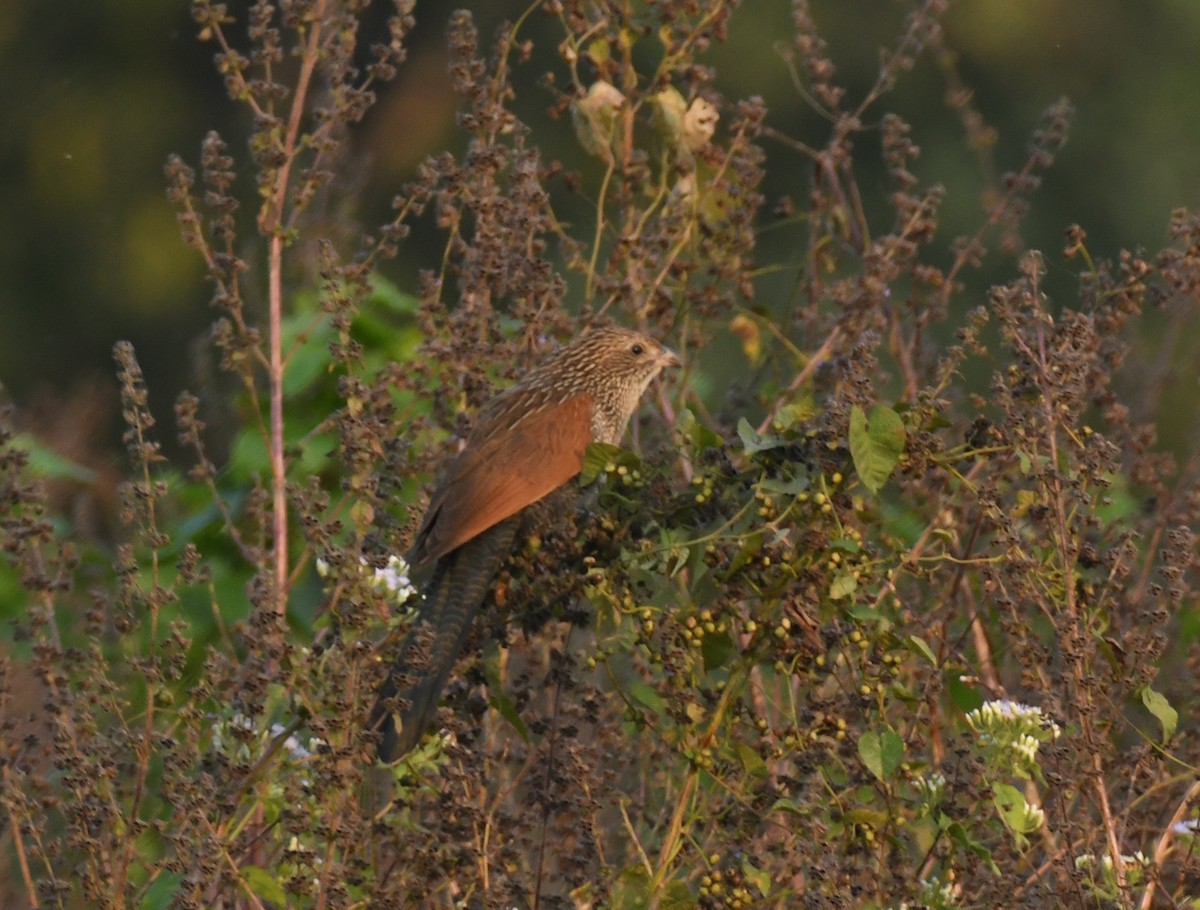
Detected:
[371,325,680,760]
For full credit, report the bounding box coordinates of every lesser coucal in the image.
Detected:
[371,326,679,760]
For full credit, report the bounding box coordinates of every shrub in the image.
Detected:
[3,2,1200,908]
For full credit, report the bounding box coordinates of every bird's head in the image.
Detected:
[545,325,679,442]
[575,324,680,388]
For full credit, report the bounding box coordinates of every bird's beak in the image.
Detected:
[659,346,681,369]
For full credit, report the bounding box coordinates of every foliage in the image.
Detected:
[3,1,1200,908]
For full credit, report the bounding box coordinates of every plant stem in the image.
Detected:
[264,1,326,618]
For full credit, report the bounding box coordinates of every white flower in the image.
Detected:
[1173,819,1200,835]
[1013,733,1041,764]
[1075,851,1146,872]
[916,771,946,793]
[914,772,947,813]
[231,712,254,732]
[918,875,961,907]
[966,699,1060,776]
[967,699,1042,727]
[316,552,419,605]
[210,712,256,759]
[369,554,417,605]
[1025,802,1045,830]
[270,723,312,760]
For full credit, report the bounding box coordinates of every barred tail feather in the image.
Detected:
[372,517,519,761]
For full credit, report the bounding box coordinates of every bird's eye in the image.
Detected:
[631,343,645,356]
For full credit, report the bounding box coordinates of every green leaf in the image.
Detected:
[724,531,762,576]
[242,866,287,906]
[586,37,610,65]
[737,417,786,453]
[660,881,696,910]
[858,727,904,781]
[1012,488,1039,519]
[741,856,771,896]
[737,742,768,778]
[773,399,814,431]
[880,498,928,546]
[137,871,182,910]
[483,662,529,744]
[491,690,530,742]
[366,272,419,314]
[676,408,723,451]
[907,635,938,666]
[846,604,883,623]
[829,571,857,600]
[9,433,95,483]
[701,630,735,671]
[945,821,1000,874]
[947,674,984,713]
[481,643,529,740]
[768,797,809,816]
[613,866,652,910]
[1140,685,1178,743]
[849,404,907,494]
[992,782,1043,842]
[758,474,809,496]
[1095,471,1138,523]
[582,441,625,484]
[281,316,333,396]
[612,867,694,910]
[229,428,270,476]
[667,543,691,578]
[844,806,889,828]
[628,680,666,716]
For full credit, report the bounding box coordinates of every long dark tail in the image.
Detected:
[371,517,520,761]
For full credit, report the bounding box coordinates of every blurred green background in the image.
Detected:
[2,0,1198,447]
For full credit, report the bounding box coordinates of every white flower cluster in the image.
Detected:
[920,877,961,908]
[884,876,961,910]
[1074,851,1149,871]
[966,699,1061,739]
[210,714,322,764]
[1075,851,1150,895]
[914,771,946,816]
[270,722,321,761]
[915,771,947,796]
[965,699,1060,776]
[315,553,418,607]
[368,555,417,604]
[1012,733,1041,764]
[209,711,256,757]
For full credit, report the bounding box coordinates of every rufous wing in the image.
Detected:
[409,393,594,568]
